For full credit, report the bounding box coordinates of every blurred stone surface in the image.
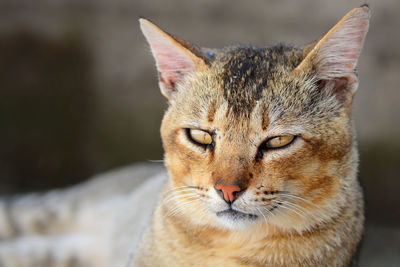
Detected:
[359,224,400,266]
[1,0,399,143]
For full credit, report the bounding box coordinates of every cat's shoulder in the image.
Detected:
[79,163,167,200]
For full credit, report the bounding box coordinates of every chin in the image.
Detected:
[213,209,259,230]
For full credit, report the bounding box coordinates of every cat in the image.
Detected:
[132,5,370,267]
[0,5,370,267]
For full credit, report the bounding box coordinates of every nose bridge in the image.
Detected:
[213,148,250,186]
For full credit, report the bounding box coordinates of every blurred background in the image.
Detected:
[0,0,399,263]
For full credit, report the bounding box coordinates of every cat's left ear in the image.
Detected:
[293,6,370,104]
[139,18,209,100]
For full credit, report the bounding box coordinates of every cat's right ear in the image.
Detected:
[139,18,209,100]
[293,6,370,105]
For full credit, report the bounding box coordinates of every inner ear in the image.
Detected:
[292,6,369,107]
[139,18,209,100]
[317,78,355,105]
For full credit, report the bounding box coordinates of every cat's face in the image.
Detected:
[140,6,369,231]
[160,48,353,230]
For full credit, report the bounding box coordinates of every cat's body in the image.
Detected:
[0,164,166,267]
[0,6,370,267]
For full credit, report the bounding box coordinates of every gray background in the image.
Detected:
[0,0,399,264]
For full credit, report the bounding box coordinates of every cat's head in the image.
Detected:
[140,6,370,231]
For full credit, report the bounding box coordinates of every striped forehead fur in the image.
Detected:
[171,45,344,133]
[217,44,304,116]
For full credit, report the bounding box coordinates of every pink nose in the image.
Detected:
[215,184,241,202]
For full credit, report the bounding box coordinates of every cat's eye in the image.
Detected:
[266,135,295,149]
[187,129,213,146]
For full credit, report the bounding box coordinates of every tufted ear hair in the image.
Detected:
[293,5,370,104]
[139,18,209,100]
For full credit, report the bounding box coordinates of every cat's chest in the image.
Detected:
[153,226,343,267]
[159,244,290,267]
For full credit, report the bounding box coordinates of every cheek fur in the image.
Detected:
[163,128,213,188]
[255,140,341,206]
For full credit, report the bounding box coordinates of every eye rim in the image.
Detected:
[184,128,215,149]
[258,135,297,156]
[266,135,296,149]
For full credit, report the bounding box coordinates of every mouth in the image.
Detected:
[216,208,258,221]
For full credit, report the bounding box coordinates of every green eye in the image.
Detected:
[188,129,213,145]
[266,135,295,148]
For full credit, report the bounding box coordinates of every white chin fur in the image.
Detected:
[211,211,259,230]
[216,217,257,230]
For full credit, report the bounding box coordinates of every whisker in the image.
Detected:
[161,193,199,206]
[162,193,198,204]
[165,186,198,197]
[263,205,292,224]
[164,189,199,198]
[147,159,165,163]
[283,198,326,218]
[164,185,198,194]
[256,207,268,225]
[165,199,199,217]
[274,199,308,214]
[275,202,308,220]
[262,207,277,220]
[279,193,320,209]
